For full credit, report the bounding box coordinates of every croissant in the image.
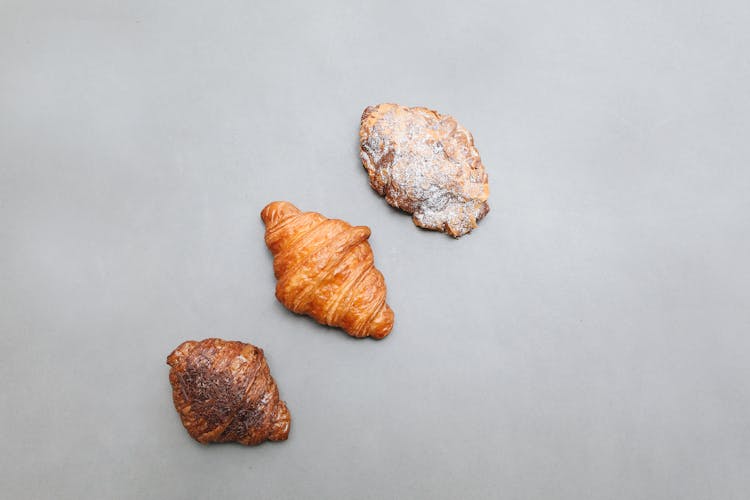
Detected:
[360,103,490,237]
[166,338,291,445]
[260,201,394,339]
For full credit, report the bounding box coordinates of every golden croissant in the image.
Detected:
[261,201,394,339]
[166,338,291,445]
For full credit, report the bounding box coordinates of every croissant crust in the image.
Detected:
[360,103,490,237]
[261,201,394,339]
[166,338,291,445]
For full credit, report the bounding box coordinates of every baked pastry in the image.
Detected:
[359,103,490,237]
[261,201,394,339]
[166,338,290,445]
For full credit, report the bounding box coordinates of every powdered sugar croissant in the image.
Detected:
[360,103,490,237]
[261,201,394,339]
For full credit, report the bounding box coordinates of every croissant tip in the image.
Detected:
[269,400,291,441]
[369,330,391,340]
[367,305,394,339]
[261,201,300,227]
[166,339,196,366]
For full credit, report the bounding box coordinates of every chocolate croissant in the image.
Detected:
[166,338,290,445]
[261,201,394,339]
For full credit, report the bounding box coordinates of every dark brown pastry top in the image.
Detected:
[166,338,290,445]
[360,103,490,237]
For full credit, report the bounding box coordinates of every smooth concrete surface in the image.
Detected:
[1,1,749,498]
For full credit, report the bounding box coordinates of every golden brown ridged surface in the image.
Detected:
[166,338,290,445]
[261,201,394,339]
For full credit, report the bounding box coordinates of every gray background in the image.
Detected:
[1,1,749,498]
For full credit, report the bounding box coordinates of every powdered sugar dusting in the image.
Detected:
[359,103,490,237]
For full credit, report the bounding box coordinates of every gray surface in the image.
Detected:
[1,1,749,499]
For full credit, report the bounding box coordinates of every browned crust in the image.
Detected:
[261,201,394,339]
[166,338,291,445]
